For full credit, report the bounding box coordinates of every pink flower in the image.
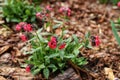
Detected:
[59,7,71,16]
[36,12,41,17]
[117,2,120,7]
[16,24,21,31]
[67,9,71,16]
[19,22,26,26]
[46,5,52,11]
[23,24,32,32]
[59,7,66,13]
[25,66,31,72]
[45,13,49,17]
[59,43,66,50]
[36,12,44,20]
[23,25,27,31]
[20,34,27,42]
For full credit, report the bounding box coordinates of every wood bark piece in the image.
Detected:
[0,45,10,55]
[53,68,80,80]
[0,66,34,80]
[0,76,6,80]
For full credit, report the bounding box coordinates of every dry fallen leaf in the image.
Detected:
[0,66,34,80]
[0,76,6,80]
[0,27,12,38]
[104,67,115,80]
[0,45,10,55]
[0,53,11,63]
[55,28,62,36]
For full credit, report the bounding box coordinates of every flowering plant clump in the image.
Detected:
[25,29,88,79]
[16,22,32,32]
[3,0,41,23]
[15,22,33,42]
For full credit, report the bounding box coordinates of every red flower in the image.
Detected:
[25,66,31,72]
[95,36,100,46]
[50,36,57,42]
[16,24,21,31]
[26,24,32,32]
[23,24,32,32]
[117,2,120,7]
[48,36,57,49]
[48,40,57,49]
[91,36,100,46]
[59,43,66,50]
[20,34,27,42]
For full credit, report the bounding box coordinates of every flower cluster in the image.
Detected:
[59,7,71,16]
[36,6,71,20]
[36,12,44,20]
[48,36,66,50]
[16,22,32,42]
[16,22,32,32]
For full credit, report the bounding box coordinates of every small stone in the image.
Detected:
[112,6,118,9]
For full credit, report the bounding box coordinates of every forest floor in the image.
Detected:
[0,0,120,80]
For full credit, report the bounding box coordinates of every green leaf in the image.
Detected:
[6,18,10,22]
[32,68,41,75]
[76,57,88,66]
[58,63,65,68]
[43,68,49,79]
[48,53,59,58]
[11,18,20,22]
[85,32,90,39]
[31,16,36,22]
[111,21,120,45]
[84,39,89,47]
[64,54,75,58]
[73,44,83,56]
[36,5,41,12]
[73,49,79,56]
[39,64,45,69]
[53,24,61,29]
[65,37,72,47]
[59,51,64,60]
[54,20,63,24]
[72,34,79,43]
[48,64,58,72]
[45,57,50,64]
